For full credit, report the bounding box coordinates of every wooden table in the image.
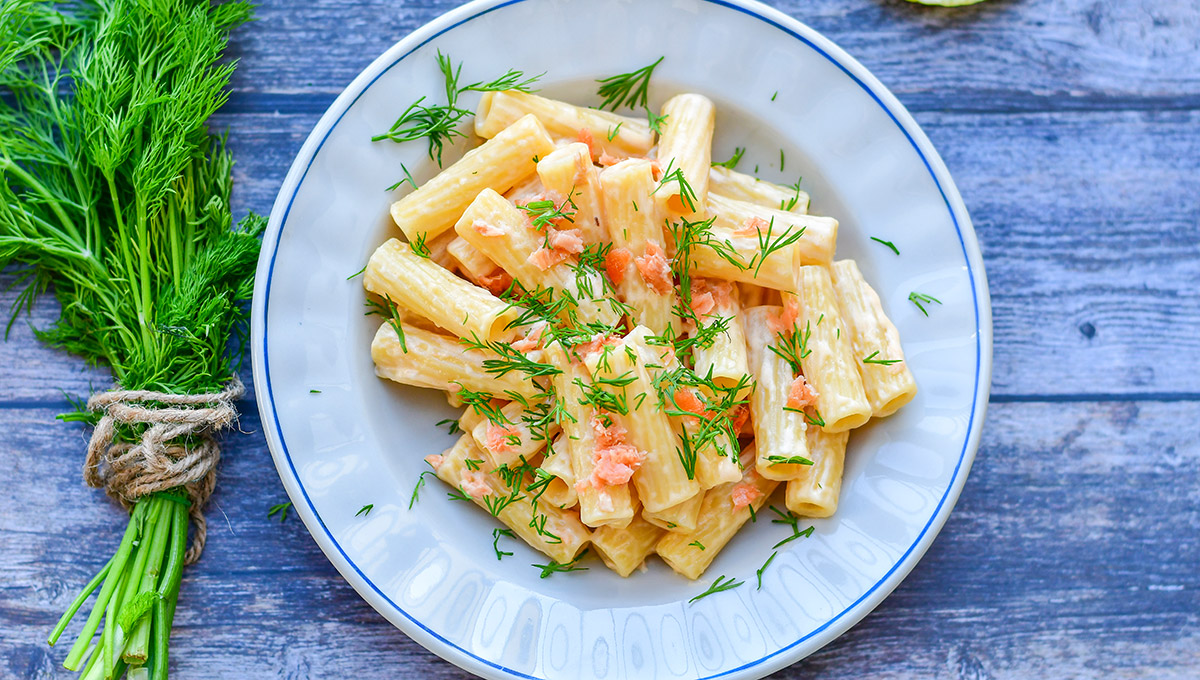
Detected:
[3,1,1198,677]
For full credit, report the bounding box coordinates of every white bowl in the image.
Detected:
[251,1,993,678]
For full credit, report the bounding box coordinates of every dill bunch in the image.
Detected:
[1,0,260,677]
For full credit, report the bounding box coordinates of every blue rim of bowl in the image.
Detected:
[251,1,992,678]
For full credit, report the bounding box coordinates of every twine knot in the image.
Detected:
[83,377,244,564]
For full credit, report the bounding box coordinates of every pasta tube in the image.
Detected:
[785,267,872,432]
[475,90,653,158]
[538,434,578,509]
[370,322,539,401]
[433,435,589,563]
[689,278,751,395]
[536,143,607,244]
[591,513,664,578]
[691,193,837,289]
[545,344,636,528]
[642,493,703,533]
[454,188,617,327]
[829,260,917,417]
[391,113,554,241]
[709,166,809,214]
[599,159,677,335]
[785,427,849,518]
[656,444,778,580]
[585,331,701,513]
[741,306,814,481]
[655,94,715,216]
[365,238,518,342]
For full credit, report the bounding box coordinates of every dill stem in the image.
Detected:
[124,496,172,664]
[167,196,182,284]
[151,503,187,680]
[104,171,145,346]
[182,163,195,266]
[47,556,113,646]
[62,502,145,670]
[0,158,84,247]
[134,196,153,350]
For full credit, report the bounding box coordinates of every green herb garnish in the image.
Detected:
[769,506,815,549]
[596,57,663,111]
[689,575,744,603]
[870,236,899,255]
[492,528,515,560]
[268,502,292,523]
[533,549,590,578]
[863,351,902,366]
[756,552,778,590]
[645,107,669,135]
[373,51,541,164]
[355,504,374,517]
[711,147,746,170]
[410,470,437,509]
[909,291,942,316]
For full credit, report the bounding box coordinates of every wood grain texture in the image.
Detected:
[2,0,1199,678]
[221,0,1200,111]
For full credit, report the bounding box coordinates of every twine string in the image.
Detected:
[83,377,244,565]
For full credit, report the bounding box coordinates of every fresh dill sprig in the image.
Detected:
[517,192,577,232]
[606,122,623,141]
[446,485,474,503]
[863,351,902,366]
[653,159,699,212]
[756,551,778,590]
[747,218,805,277]
[410,232,432,258]
[454,384,510,425]
[492,528,515,560]
[532,549,590,578]
[373,51,541,164]
[369,295,408,354]
[385,162,418,192]
[410,470,438,509]
[688,540,706,551]
[596,56,663,111]
[711,147,746,170]
[870,236,899,255]
[355,504,374,517]
[645,107,669,135]
[766,454,814,467]
[689,575,744,603]
[768,322,810,374]
[780,178,805,211]
[459,333,561,380]
[769,505,815,549]
[483,490,521,518]
[909,291,942,316]
[267,502,292,523]
[435,418,464,435]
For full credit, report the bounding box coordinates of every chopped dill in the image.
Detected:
[596,56,664,111]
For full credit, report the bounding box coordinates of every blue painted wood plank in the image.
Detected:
[222,1,1200,110]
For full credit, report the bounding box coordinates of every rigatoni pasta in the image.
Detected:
[362,77,919,583]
